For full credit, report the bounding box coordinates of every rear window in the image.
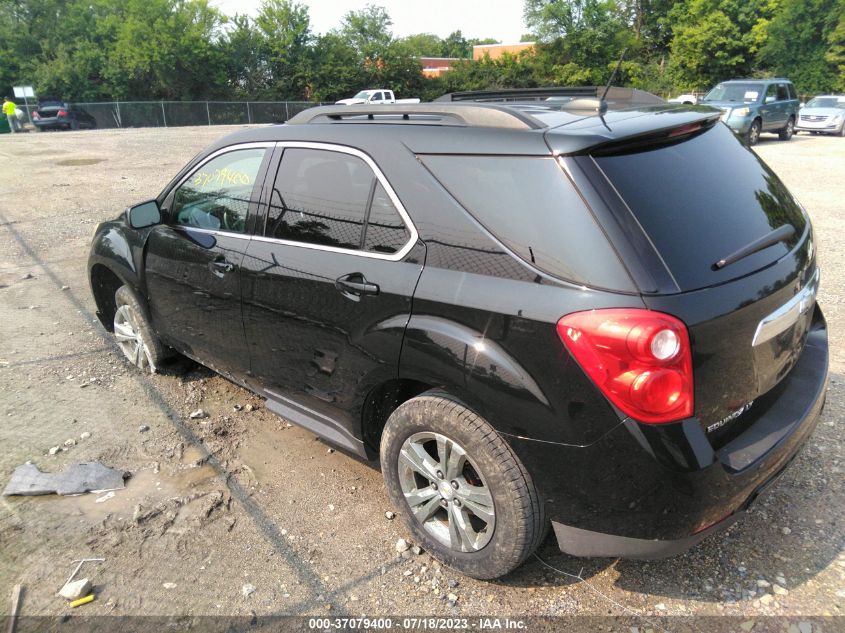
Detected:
[419,155,631,289]
[593,124,807,291]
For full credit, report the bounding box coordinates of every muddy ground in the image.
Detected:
[0,125,843,623]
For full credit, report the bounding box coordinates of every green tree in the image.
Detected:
[308,33,367,101]
[339,4,393,64]
[255,0,312,99]
[220,14,271,99]
[759,0,842,94]
[826,0,845,91]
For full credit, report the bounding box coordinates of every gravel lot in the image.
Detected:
[0,125,843,624]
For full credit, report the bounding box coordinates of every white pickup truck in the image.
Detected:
[335,89,421,106]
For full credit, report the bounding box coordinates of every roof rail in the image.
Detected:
[286,103,546,130]
[435,86,665,108]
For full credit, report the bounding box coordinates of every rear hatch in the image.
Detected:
[35,101,66,121]
[567,120,817,443]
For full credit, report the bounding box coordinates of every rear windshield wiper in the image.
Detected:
[713,224,795,270]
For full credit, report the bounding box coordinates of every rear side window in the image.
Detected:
[787,83,797,100]
[593,124,807,291]
[265,147,410,254]
[777,83,789,101]
[419,155,630,289]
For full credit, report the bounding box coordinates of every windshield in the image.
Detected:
[703,83,763,103]
[805,96,845,109]
[353,90,374,99]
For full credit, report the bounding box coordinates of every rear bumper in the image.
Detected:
[508,308,828,559]
[33,118,69,129]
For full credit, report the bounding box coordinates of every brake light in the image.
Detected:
[557,309,693,424]
[58,109,68,117]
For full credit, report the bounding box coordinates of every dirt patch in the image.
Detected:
[56,158,104,166]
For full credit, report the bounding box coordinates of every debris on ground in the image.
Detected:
[395,538,410,553]
[385,511,395,520]
[59,578,91,601]
[3,462,128,496]
[138,425,149,433]
[70,594,95,608]
[189,409,208,419]
[242,583,256,597]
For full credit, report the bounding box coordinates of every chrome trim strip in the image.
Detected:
[251,141,418,262]
[752,269,819,347]
[172,225,252,240]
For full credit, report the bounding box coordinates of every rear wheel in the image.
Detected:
[113,285,169,373]
[380,391,546,579]
[778,117,794,141]
[746,119,762,145]
[839,123,845,137]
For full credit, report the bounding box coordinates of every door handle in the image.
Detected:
[336,273,379,299]
[209,259,235,275]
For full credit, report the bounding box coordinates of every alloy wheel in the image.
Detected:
[113,304,156,372]
[397,432,495,552]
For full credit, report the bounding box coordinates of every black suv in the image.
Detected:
[88,96,828,579]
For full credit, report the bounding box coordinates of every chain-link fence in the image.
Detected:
[16,100,326,130]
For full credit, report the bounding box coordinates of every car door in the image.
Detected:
[240,143,424,448]
[144,143,273,379]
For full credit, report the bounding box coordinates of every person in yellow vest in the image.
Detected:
[3,97,21,133]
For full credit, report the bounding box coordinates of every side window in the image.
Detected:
[265,148,371,250]
[364,182,411,254]
[787,84,797,100]
[776,83,789,101]
[766,84,777,103]
[172,148,266,233]
[265,148,411,255]
[372,92,383,102]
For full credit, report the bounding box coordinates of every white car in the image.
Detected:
[668,93,698,105]
[336,89,421,106]
[795,95,845,136]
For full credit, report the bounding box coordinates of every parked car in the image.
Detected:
[701,78,800,145]
[795,95,845,136]
[668,93,698,105]
[88,96,827,579]
[31,100,97,131]
[336,89,421,105]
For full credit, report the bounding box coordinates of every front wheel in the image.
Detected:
[113,285,169,373]
[746,119,762,145]
[779,117,795,141]
[380,391,546,579]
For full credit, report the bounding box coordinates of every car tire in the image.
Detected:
[746,119,762,145]
[840,123,845,137]
[778,117,795,141]
[380,390,546,579]
[113,285,169,373]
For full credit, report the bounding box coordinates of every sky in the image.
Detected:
[210,0,529,44]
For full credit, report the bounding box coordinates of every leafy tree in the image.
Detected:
[220,14,271,99]
[826,0,845,91]
[759,0,841,94]
[339,4,393,63]
[255,0,312,99]
[308,33,368,101]
[398,33,444,57]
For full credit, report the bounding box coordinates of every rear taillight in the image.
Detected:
[557,308,693,424]
[57,109,68,117]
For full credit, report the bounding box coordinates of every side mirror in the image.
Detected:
[126,200,161,229]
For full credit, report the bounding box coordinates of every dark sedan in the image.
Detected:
[31,100,97,131]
